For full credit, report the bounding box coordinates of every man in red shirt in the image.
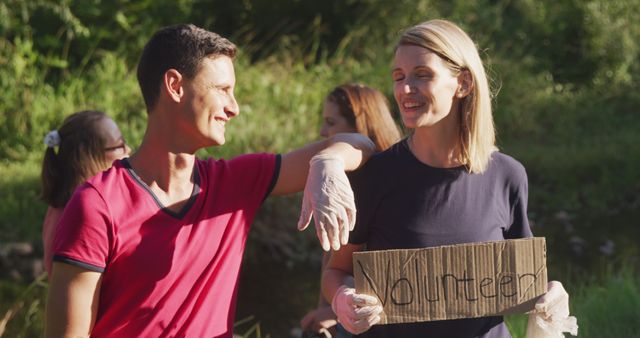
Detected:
[45,24,375,338]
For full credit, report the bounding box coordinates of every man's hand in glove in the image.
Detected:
[297,153,356,251]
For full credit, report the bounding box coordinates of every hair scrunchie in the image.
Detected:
[44,130,61,148]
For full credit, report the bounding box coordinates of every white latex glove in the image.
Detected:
[297,153,356,251]
[526,281,578,338]
[331,285,383,335]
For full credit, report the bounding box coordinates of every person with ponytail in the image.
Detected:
[40,110,130,277]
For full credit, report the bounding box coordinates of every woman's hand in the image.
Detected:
[331,285,383,334]
[526,281,578,337]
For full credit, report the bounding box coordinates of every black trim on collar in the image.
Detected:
[121,158,201,219]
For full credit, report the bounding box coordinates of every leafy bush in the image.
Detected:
[0,0,638,336]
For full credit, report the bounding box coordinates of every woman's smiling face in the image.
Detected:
[392,45,461,130]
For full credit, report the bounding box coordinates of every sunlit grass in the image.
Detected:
[505,270,640,338]
[0,157,45,242]
[2,270,637,337]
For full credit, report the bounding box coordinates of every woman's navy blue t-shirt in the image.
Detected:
[348,138,532,338]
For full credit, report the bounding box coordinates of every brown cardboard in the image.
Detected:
[353,237,547,324]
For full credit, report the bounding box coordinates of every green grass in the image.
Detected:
[571,270,640,337]
[505,314,528,338]
[0,274,47,338]
[505,270,640,338]
[3,266,636,337]
[0,156,46,243]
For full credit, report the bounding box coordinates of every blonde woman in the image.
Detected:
[322,20,575,337]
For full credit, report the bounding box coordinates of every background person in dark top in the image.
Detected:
[322,19,575,337]
[300,84,401,338]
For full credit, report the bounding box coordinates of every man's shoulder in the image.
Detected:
[80,160,134,203]
[198,153,278,185]
[200,153,276,166]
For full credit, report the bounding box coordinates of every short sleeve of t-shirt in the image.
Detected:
[53,184,112,272]
[53,153,280,273]
[210,153,281,206]
[502,158,532,239]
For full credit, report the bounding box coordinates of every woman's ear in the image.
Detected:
[163,69,184,103]
[456,69,473,98]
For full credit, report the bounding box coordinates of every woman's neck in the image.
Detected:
[408,124,463,168]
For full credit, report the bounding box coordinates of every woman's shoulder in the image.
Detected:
[488,151,527,184]
[490,151,524,168]
[371,138,408,163]
[361,139,403,168]
[348,139,406,182]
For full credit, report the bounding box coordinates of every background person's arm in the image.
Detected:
[299,251,337,332]
[45,263,102,338]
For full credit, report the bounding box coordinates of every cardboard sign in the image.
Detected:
[353,238,547,324]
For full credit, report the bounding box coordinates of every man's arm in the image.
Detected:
[269,133,375,251]
[45,263,102,338]
[270,133,375,196]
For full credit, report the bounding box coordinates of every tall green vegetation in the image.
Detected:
[2,0,638,266]
[0,0,638,336]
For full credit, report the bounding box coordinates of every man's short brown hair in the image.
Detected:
[136,24,237,111]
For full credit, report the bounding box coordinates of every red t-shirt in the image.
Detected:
[53,154,280,338]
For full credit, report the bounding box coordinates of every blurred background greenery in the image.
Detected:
[0,0,638,337]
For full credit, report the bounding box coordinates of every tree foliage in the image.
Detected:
[0,0,638,235]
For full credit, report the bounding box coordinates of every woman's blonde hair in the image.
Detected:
[326,83,402,151]
[397,19,496,173]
